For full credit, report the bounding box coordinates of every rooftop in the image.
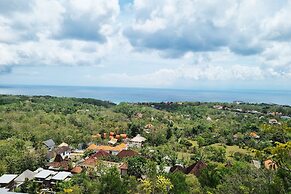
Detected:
[14,170,37,182]
[35,170,57,179]
[0,174,18,184]
[130,134,146,143]
[51,172,72,181]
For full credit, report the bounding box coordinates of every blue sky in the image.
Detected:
[0,0,291,90]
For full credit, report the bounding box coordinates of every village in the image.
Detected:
[0,131,206,193]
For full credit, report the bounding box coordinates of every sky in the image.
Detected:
[0,0,291,90]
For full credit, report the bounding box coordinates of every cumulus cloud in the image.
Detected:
[0,0,291,87]
[0,0,120,70]
[124,0,268,56]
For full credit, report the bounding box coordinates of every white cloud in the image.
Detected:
[0,0,291,87]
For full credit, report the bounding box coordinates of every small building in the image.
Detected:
[184,161,207,176]
[14,170,37,187]
[34,170,58,183]
[0,188,27,194]
[47,154,71,171]
[55,146,71,159]
[108,138,118,145]
[119,163,128,176]
[87,144,127,155]
[71,166,83,174]
[0,174,18,188]
[269,119,279,125]
[169,164,185,173]
[264,159,278,170]
[51,172,72,182]
[130,134,146,148]
[249,132,260,139]
[117,150,138,159]
[43,139,56,150]
[252,160,261,169]
[58,142,69,148]
[90,150,111,159]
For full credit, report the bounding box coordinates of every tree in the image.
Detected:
[139,175,173,194]
[127,156,147,178]
[185,174,202,194]
[99,167,127,194]
[167,172,189,194]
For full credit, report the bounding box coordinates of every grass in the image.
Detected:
[209,143,255,159]
[177,141,255,161]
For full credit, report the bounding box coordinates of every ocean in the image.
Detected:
[0,85,291,105]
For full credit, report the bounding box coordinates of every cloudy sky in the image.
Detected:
[0,0,291,90]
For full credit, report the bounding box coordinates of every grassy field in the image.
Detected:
[177,141,255,162]
[208,143,255,159]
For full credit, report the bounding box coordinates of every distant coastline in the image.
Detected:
[0,84,291,106]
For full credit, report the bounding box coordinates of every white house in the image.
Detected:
[129,134,146,148]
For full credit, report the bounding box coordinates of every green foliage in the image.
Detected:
[0,95,291,193]
[167,172,189,194]
[127,156,147,178]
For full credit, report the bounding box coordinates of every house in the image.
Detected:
[47,154,71,171]
[269,119,279,125]
[34,170,58,183]
[69,150,84,161]
[55,146,71,159]
[71,166,83,174]
[51,172,72,182]
[87,144,99,150]
[213,105,224,110]
[90,150,111,159]
[0,188,27,194]
[169,164,185,173]
[87,143,127,155]
[184,161,207,176]
[14,170,37,187]
[108,138,118,145]
[249,132,260,139]
[252,160,261,169]
[264,159,277,170]
[0,174,18,188]
[130,134,146,148]
[58,142,69,147]
[119,163,128,176]
[117,150,138,159]
[43,139,56,150]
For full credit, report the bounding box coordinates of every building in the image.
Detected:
[86,143,127,155]
[43,139,56,150]
[119,163,128,176]
[47,154,71,171]
[184,161,207,176]
[55,146,71,159]
[264,159,278,170]
[0,174,18,188]
[129,134,146,147]
[14,169,37,187]
[117,150,138,159]
[51,172,72,182]
[34,170,58,183]
[269,119,279,125]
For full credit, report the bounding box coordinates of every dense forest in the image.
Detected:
[0,95,290,194]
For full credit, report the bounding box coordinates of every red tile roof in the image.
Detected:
[184,161,207,176]
[90,150,110,159]
[117,150,138,158]
[71,166,82,174]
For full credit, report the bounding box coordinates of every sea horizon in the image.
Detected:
[0,84,291,106]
